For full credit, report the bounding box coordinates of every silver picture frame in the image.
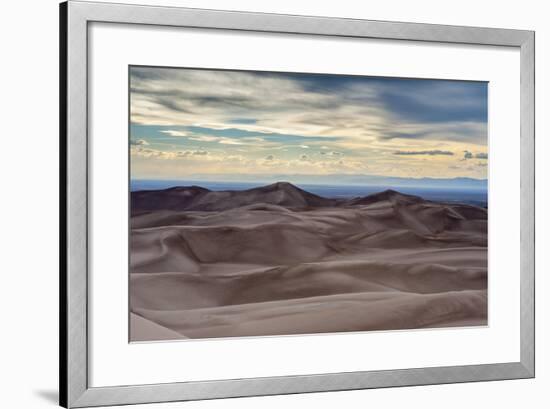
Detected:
[60,1,535,407]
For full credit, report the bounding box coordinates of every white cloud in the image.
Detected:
[160,130,188,137]
[188,135,219,142]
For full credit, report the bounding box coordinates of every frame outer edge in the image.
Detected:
[71,363,532,408]
[63,1,536,407]
[519,32,535,376]
[59,2,69,407]
[69,0,532,46]
[67,1,89,407]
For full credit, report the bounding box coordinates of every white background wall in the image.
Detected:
[0,0,547,408]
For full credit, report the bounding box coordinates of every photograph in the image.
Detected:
[129,66,489,341]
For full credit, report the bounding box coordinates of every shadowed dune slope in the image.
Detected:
[130,184,488,340]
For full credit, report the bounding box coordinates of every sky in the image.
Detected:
[130,66,488,182]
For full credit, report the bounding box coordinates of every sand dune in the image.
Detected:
[130,312,187,342]
[133,290,487,339]
[130,184,487,341]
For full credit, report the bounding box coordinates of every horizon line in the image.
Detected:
[130,175,488,182]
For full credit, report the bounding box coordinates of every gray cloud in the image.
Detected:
[381,121,487,145]
[176,149,208,157]
[376,80,487,124]
[394,150,454,156]
[130,139,149,146]
[463,151,487,160]
[265,155,274,160]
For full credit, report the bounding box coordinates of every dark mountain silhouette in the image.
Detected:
[131,182,337,213]
[131,185,210,214]
[187,182,340,211]
[131,182,487,216]
[346,189,424,206]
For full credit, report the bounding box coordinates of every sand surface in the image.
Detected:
[130,184,487,341]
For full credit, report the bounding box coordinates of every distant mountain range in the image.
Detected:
[131,181,481,214]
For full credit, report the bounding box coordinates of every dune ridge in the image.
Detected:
[130,183,487,341]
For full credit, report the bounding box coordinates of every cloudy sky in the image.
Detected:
[130,66,488,182]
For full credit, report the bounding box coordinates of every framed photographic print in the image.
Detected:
[60,1,535,407]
